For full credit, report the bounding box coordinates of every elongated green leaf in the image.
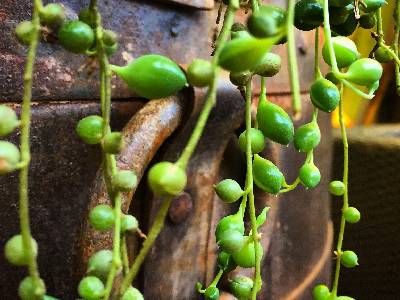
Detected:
[219,36,281,72]
[256,206,271,228]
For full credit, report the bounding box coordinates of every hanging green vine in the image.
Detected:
[3,0,398,299]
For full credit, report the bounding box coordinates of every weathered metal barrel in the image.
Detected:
[0,1,331,299]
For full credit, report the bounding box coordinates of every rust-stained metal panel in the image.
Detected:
[78,92,188,275]
[157,0,214,9]
[0,0,213,101]
[0,100,143,299]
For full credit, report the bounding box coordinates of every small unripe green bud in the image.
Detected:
[204,286,219,300]
[18,276,45,300]
[40,3,66,26]
[187,59,214,87]
[15,21,34,45]
[312,284,331,300]
[214,179,244,203]
[253,52,282,77]
[89,205,115,231]
[78,276,105,300]
[105,43,119,56]
[325,71,340,85]
[341,250,358,268]
[229,71,252,86]
[102,29,118,46]
[374,46,392,63]
[112,170,137,192]
[121,214,139,232]
[76,115,104,145]
[103,132,124,154]
[343,207,360,224]
[121,286,144,300]
[87,250,113,281]
[329,180,345,196]
[218,229,245,254]
[230,276,253,300]
[299,162,321,189]
[231,22,246,32]
[147,162,187,197]
[217,251,237,272]
[0,141,20,175]
[5,234,38,266]
[238,128,266,154]
[0,105,19,136]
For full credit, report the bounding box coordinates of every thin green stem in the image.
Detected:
[19,0,45,298]
[394,0,400,94]
[375,9,400,68]
[210,268,224,287]
[331,83,349,297]
[322,0,339,74]
[119,197,173,294]
[251,0,259,12]
[121,235,130,276]
[175,4,236,170]
[287,0,302,116]
[121,4,237,295]
[279,177,300,193]
[340,79,374,100]
[244,81,261,300]
[90,4,122,299]
[314,28,322,80]
[376,8,384,42]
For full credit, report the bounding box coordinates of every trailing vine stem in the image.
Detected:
[120,2,238,295]
[394,0,400,94]
[89,2,122,299]
[244,80,262,300]
[286,0,302,117]
[119,197,172,294]
[19,0,45,298]
[322,0,339,74]
[375,8,400,67]
[175,3,236,170]
[331,83,349,297]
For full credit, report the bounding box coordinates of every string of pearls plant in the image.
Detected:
[2,0,397,299]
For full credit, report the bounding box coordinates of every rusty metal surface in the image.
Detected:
[78,92,188,275]
[0,100,143,299]
[142,81,246,299]
[0,0,212,101]
[263,95,332,300]
[156,0,214,9]
[140,89,331,299]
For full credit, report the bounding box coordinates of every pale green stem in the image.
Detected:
[210,268,224,287]
[314,28,322,79]
[244,81,261,300]
[176,4,236,170]
[323,0,339,74]
[121,235,130,276]
[119,198,172,294]
[120,4,237,295]
[19,0,45,298]
[287,0,302,116]
[90,4,122,299]
[331,83,349,297]
[394,0,400,94]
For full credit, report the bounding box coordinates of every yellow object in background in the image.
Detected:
[331,2,396,128]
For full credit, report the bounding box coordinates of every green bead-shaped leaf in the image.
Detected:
[219,36,280,72]
[253,154,284,194]
[256,97,294,145]
[112,54,187,99]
